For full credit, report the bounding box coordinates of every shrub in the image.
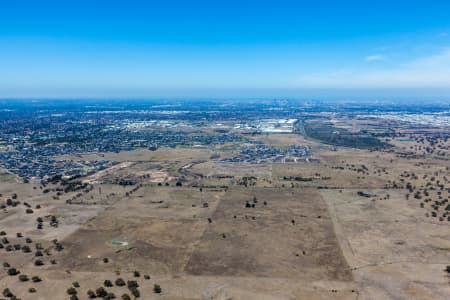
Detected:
[72,281,80,288]
[133,270,140,277]
[29,287,37,293]
[31,276,42,282]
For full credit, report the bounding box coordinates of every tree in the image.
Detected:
[55,243,64,251]
[96,287,107,297]
[121,294,131,300]
[129,287,140,298]
[104,280,113,287]
[34,259,44,266]
[7,268,19,276]
[153,284,162,294]
[87,290,96,298]
[105,293,116,300]
[67,287,77,295]
[18,274,29,282]
[115,278,126,286]
[127,281,138,289]
[3,288,13,298]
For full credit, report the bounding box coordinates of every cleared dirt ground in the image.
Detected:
[185,188,351,281]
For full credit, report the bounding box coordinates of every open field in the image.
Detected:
[1,129,449,300]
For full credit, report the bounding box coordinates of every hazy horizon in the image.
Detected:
[2,88,450,101]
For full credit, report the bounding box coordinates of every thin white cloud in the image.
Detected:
[365,54,385,62]
[296,48,450,88]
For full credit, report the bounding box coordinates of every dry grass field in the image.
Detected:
[0,133,449,299]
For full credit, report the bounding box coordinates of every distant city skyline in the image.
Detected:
[1,0,450,98]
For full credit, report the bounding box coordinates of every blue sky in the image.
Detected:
[1,0,450,98]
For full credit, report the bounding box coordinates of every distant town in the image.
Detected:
[0,99,449,180]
